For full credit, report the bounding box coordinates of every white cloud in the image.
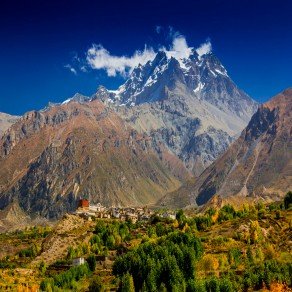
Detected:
[83,33,212,77]
[80,66,88,73]
[196,40,212,59]
[86,45,156,77]
[163,35,193,60]
[64,64,77,75]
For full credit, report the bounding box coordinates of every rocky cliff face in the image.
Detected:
[0,99,187,218]
[93,49,258,175]
[160,88,292,208]
[0,112,19,138]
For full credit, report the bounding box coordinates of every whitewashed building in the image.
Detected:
[72,257,85,266]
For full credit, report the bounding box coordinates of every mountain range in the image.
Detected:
[94,49,258,175]
[0,99,187,218]
[160,88,292,208]
[0,46,290,219]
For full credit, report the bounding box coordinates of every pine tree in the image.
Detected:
[284,191,292,209]
[120,273,135,292]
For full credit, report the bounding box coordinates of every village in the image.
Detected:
[74,199,177,224]
[55,199,178,269]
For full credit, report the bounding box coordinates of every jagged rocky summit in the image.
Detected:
[91,48,258,175]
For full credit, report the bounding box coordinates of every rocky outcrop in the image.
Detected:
[0,112,19,138]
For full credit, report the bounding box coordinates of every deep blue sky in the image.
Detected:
[0,0,291,115]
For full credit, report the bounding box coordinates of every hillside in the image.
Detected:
[160,88,292,208]
[0,200,32,232]
[0,198,291,291]
[0,99,186,218]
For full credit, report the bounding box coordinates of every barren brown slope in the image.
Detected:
[160,88,292,208]
[0,99,187,218]
[0,112,19,137]
[0,201,31,232]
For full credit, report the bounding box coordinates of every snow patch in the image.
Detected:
[214,69,228,77]
[62,98,72,105]
[209,70,217,77]
[194,82,204,93]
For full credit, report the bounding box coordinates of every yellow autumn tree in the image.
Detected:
[249,220,262,244]
[201,254,219,272]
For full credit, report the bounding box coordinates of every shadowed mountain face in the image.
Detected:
[160,88,292,208]
[93,50,258,175]
[0,99,187,218]
[0,113,19,137]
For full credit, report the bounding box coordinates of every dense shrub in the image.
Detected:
[185,260,291,292]
[176,209,186,223]
[92,220,133,251]
[218,205,236,222]
[193,216,212,231]
[242,260,292,290]
[228,248,242,267]
[18,244,38,258]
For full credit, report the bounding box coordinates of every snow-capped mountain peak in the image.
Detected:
[92,48,239,109]
[57,44,258,177]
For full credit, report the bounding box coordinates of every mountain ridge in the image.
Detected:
[95,49,258,175]
[40,48,258,176]
[159,88,292,208]
[0,99,187,218]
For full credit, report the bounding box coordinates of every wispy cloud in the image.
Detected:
[80,65,88,73]
[155,25,162,34]
[64,64,77,75]
[86,45,156,77]
[67,29,212,77]
[167,26,181,39]
[196,40,212,59]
